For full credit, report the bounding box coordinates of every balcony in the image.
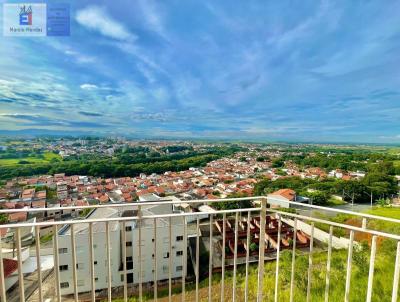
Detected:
[0,196,399,302]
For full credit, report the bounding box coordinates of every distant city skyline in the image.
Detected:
[0,0,400,143]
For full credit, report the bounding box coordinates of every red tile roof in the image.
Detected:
[270,189,296,201]
[3,258,18,278]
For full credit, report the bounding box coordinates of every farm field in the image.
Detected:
[0,152,61,166]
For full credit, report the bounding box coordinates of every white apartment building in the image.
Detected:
[57,199,186,295]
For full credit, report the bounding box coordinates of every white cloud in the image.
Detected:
[138,0,169,41]
[76,6,136,41]
[80,83,98,90]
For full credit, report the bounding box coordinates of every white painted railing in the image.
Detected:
[0,196,399,302]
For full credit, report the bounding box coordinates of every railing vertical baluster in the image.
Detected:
[154,218,158,302]
[209,214,213,302]
[391,241,400,302]
[122,221,127,302]
[16,228,25,302]
[366,235,377,302]
[196,216,200,302]
[34,225,43,302]
[139,206,143,302]
[232,211,239,302]
[274,214,282,302]
[289,218,297,302]
[0,229,7,302]
[344,230,354,302]
[182,216,187,302]
[244,211,251,302]
[362,218,367,229]
[221,213,226,302]
[306,223,314,302]
[169,216,172,302]
[70,224,78,302]
[89,222,95,302]
[257,198,267,302]
[324,226,333,302]
[106,221,112,302]
[53,225,61,302]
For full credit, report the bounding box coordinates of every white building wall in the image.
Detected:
[125,220,184,284]
[58,218,185,295]
[58,226,122,295]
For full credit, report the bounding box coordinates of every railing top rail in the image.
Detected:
[0,196,399,226]
[0,196,265,214]
[0,207,261,229]
[1,206,400,241]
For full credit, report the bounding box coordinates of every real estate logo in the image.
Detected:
[3,3,70,37]
[19,5,33,25]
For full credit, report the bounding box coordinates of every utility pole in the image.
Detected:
[364,191,374,208]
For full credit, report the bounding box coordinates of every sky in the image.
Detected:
[0,0,400,143]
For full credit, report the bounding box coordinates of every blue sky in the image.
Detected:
[0,0,400,143]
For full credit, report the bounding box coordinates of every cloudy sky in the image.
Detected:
[0,0,400,143]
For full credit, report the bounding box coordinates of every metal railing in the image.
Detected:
[0,196,399,302]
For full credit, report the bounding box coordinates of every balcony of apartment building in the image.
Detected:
[0,196,399,302]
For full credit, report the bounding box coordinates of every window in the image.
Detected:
[95,277,99,282]
[152,238,155,242]
[93,244,97,249]
[76,263,84,270]
[176,266,183,272]
[126,241,132,247]
[60,282,69,289]
[77,280,85,287]
[163,252,169,259]
[120,275,124,282]
[125,226,132,231]
[58,248,68,254]
[176,236,183,241]
[176,250,183,256]
[94,261,98,265]
[162,265,168,273]
[59,265,68,271]
[126,256,133,262]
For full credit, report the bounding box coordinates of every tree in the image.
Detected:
[0,213,8,224]
[305,191,329,205]
[376,198,390,207]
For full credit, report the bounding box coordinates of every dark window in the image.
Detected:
[125,226,132,231]
[60,282,69,288]
[176,251,183,256]
[59,265,68,271]
[163,252,169,259]
[126,241,132,247]
[176,236,183,241]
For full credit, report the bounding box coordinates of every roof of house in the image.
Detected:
[3,258,18,278]
[270,189,296,201]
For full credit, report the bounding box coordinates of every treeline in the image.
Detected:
[0,154,219,179]
[0,146,244,180]
[254,167,398,205]
[275,152,400,174]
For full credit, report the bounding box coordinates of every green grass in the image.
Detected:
[39,233,53,244]
[0,152,61,166]
[325,197,347,206]
[108,247,399,301]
